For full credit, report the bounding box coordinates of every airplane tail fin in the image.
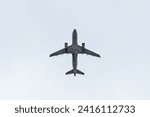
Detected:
[66,69,84,76]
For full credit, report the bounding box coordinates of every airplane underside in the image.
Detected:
[49,29,100,76]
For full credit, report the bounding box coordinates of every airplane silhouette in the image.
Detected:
[49,29,100,76]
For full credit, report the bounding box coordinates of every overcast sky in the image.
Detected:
[0,0,150,99]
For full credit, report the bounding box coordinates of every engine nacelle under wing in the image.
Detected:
[65,42,68,53]
[65,43,68,49]
[82,43,85,53]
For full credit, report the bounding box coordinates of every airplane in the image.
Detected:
[49,29,100,76]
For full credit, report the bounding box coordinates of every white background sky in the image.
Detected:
[0,0,150,99]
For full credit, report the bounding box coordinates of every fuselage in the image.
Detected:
[72,29,78,76]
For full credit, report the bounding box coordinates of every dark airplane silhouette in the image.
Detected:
[49,29,100,76]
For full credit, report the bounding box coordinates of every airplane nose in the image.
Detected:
[73,29,77,33]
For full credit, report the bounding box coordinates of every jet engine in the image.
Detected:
[65,43,68,49]
[65,42,68,53]
[82,43,85,49]
[82,43,85,52]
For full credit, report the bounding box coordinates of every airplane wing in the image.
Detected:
[49,48,66,57]
[84,48,100,57]
[77,46,100,57]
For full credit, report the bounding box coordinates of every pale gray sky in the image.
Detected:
[0,0,150,99]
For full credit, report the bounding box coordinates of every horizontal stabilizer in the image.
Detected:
[66,69,84,75]
[66,69,74,75]
[76,69,84,75]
